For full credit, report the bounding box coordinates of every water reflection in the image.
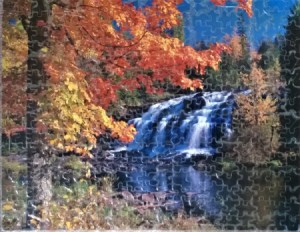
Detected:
[114,164,300,230]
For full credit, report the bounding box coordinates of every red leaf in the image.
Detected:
[36,20,47,27]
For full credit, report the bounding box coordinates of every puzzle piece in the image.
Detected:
[2,0,300,230]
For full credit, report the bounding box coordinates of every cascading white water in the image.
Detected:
[122,91,235,158]
[189,116,211,148]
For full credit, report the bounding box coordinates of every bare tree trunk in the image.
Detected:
[25,0,52,229]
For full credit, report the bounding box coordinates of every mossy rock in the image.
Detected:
[268,160,283,168]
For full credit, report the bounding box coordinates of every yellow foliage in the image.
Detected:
[2,22,27,76]
[2,202,14,211]
[66,221,72,230]
[2,21,27,136]
[235,94,276,125]
[234,64,277,126]
[1,0,232,157]
[72,113,83,124]
[39,62,137,155]
[229,35,243,59]
[65,81,78,92]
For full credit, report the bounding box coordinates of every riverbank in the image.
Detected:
[1,154,216,230]
[2,148,300,230]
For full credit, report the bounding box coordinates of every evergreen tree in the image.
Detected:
[258,40,280,70]
[194,40,209,51]
[274,34,285,49]
[237,12,247,37]
[236,12,251,71]
[280,2,300,152]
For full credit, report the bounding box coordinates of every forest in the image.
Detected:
[2,0,300,230]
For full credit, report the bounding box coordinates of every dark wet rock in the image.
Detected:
[112,191,135,204]
[154,191,168,203]
[141,193,156,205]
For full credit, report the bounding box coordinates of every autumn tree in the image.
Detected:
[228,63,280,164]
[2,7,28,150]
[235,65,277,125]
[2,0,252,228]
[220,37,283,164]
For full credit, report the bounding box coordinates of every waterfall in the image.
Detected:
[119,91,235,158]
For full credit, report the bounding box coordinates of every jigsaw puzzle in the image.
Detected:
[1,0,300,230]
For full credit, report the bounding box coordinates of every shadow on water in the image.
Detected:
[114,164,300,230]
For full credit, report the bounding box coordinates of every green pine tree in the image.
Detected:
[280,2,300,152]
[236,12,251,71]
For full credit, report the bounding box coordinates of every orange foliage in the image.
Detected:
[2,22,27,138]
[40,0,234,155]
[144,0,184,32]
[211,0,253,17]
[228,34,243,59]
[237,0,253,17]
[3,0,253,156]
[250,51,262,62]
[210,0,227,6]
[88,78,118,109]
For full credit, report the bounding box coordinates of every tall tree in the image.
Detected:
[258,40,280,70]
[237,12,247,37]
[236,12,251,71]
[23,0,52,229]
[280,2,300,152]
[1,0,48,229]
[2,18,27,145]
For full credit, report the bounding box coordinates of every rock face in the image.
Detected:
[113,93,186,122]
[112,190,199,214]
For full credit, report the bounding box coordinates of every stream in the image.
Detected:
[111,91,300,230]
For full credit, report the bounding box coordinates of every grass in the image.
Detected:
[2,156,26,174]
[1,155,210,230]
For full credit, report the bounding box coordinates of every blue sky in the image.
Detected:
[179,0,297,48]
[125,0,297,49]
